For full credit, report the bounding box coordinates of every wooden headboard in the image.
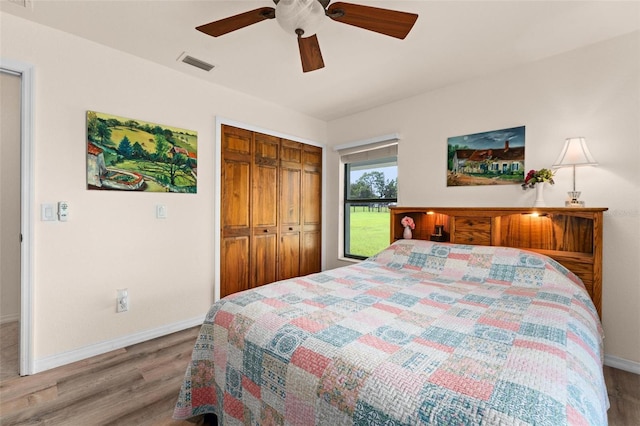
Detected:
[390,207,607,318]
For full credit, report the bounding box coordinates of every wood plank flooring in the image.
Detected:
[0,322,203,425]
[1,321,639,425]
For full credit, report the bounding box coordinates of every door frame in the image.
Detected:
[1,57,35,376]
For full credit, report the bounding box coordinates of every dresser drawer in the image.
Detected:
[453,217,491,245]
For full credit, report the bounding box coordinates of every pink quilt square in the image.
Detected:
[372,302,403,315]
[262,298,289,309]
[285,394,315,426]
[243,376,261,399]
[214,310,234,328]
[429,369,494,401]
[223,393,244,420]
[290,346,331,378]
[291,317,327,333]
[358,334,401,354]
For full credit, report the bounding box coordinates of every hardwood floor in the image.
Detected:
[605,362,640,425]
[0,322,204,425]
[1,321,639,425]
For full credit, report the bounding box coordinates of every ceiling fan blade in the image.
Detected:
[298,34,325,73]
[196,7,275,37]
[327,2,418,39]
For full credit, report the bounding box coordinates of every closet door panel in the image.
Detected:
[279,140,302,279]
[252,233,278,287]
[222,160,251,231]
[251,133,279,286]
[301,231,321,276]
[301,144,322,275]
[279,232,301,280]
[252,162,278,228]
[221,236,250,298]
[221,125,252,233]
[280,167,301,227]
[221,125,252,299]
[303,169,321,226]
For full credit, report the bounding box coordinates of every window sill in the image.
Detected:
[338,257,362,264]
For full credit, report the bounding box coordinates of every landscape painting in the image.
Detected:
[447,125,525,186]
[87,111,197,193]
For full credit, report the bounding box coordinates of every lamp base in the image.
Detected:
[565,191,585,207]
[565,200,585,207]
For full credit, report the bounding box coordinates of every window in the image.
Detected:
[338,138,398,260]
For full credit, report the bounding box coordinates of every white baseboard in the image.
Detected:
[32,315,205,374]
[604,353,640,375]
[1,313,20,324]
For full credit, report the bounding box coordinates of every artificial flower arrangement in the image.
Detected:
[401,216,415,229]
[521,168,555,190]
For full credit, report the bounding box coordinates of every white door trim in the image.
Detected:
[1,57,35,376]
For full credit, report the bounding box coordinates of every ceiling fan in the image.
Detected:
[196,0,418,73]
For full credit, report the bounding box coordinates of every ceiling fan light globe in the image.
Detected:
[276,0,325,37]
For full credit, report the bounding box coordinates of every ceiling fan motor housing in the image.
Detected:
[275,0,326,37]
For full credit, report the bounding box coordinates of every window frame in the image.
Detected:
[343,157,397,260]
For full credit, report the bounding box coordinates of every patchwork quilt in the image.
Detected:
[174,240,608,425]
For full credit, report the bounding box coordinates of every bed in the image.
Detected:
[173,239,608,425]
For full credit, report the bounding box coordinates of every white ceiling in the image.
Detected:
[2,0,639,121]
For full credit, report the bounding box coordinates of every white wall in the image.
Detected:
[326,32,640,366]
[0,13,326,367]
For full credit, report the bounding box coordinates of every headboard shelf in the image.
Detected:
[390,206,607,317]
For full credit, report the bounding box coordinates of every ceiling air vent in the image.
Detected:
[8,0,33,9]
[177,52,215,72]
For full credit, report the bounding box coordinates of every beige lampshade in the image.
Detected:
[552,137,598,206]
[552,137,598,168]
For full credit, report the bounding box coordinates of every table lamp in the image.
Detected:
[552,137,598,207]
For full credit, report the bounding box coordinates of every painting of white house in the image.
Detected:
[447,126,525,186]
[87,111,197,193]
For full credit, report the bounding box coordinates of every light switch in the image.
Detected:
[41,204,56,221]
[156,204,167,219]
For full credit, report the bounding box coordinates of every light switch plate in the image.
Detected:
[156,204,167,219]
[41,204,56,221]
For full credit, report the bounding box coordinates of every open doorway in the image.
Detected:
[0,70,21,379]
[0,58,34,376]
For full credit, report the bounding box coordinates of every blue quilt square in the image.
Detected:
[373,325,413,345]
[489,380,563,424]
[420,326,467,347]
[313,294,343,306]
[419,383,487,424]
[488,264,516,281]
[537,292,571,306]
[225,365,242,398]
[519,322,566,345]
[388,292,420,307]
[315,325,361,347]
[473,324,515,345]
[265,325,309,361]
[354,400,404,425]
[518,254,547,269]
[230,291,265,307]
[408,252,428,268]
[243,340,264,385]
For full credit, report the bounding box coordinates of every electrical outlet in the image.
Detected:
[117,289,129,313]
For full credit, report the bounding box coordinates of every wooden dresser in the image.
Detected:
[390,207,607,317]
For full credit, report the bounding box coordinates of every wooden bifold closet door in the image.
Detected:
[220,125,322,298]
